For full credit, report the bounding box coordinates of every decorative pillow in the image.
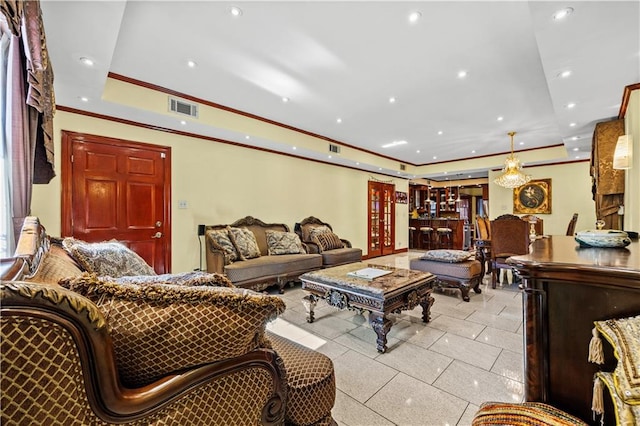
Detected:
[59,273,285,388]
[25,244,83,285]
[313,232,344,252]
[421,249,472,263]
[593,315,640,404]
[228,227,261,260]
[306,225,331,242]
[206,228,239,265]
[265,230,304,255]
[112,271,234,287]
[62,238,156,277]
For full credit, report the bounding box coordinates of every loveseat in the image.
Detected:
[1,217,336,425]
[294,216,362,268]
[205,216,323,292]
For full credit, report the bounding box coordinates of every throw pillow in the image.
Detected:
[313,232,344,252]
[306,225,331,243]
[59,273,285,388]
[62,237,156,277]
[265,230,304,255]
[421,250,472,263]
[593,315,640,404]
[206,228,239,265]
[112,271,234,287]
[228,227,261,260]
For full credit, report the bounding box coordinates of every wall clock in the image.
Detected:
[513,179,552,214]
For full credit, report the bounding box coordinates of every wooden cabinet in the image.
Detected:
[508,237,640,424]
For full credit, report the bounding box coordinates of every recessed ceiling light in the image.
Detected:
[569,122,577,127]
[356,162,360,165]
[382,140,408,148]
[293,146,297,150]
[433,156,437,160]
[79,96,89,102]
[79,57,94,67]
[408,11,422,23]
[457,70,468,79]
[552,7,573,21]
[187,60,197,68]
[497,116,504,121]
[444,171,448,174]
[575,155,581,159]
[378,168,382,171]
[328,155,332,159]
[229,6,243,17]
[471,150,476,154]
[180,120,186,125]
[336,118,342,123]
[468,175,472,178]
[572,136,580,141]
[573,147,579,151]
[416,150,420,154]
[519,141,525,145]
[389,96,396,104]
[566,102,576,109]
[558,70,572,78]
[437,131,443,135]
[282,97,289,103]
[245,135,250,139]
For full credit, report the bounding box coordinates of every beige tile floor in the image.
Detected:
[267,251,525,426]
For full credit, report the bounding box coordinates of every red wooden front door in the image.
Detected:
[61,131,171,273]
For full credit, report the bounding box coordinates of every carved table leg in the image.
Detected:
[460,283,471,302]
[419,294,435,323]
[302,294,317,323]
[369,313,392,353]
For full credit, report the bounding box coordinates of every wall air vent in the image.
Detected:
[169,97,198,118]
[400,164,406,171]
[329,144,341,154]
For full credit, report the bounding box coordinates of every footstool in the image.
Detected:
[409,250,482,302]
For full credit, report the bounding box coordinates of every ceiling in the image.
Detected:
[40,1,639,181]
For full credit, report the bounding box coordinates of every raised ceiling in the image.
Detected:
[41,1,639,180]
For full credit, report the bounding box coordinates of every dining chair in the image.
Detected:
[490,214,530,288]
[566,213,579,236]
[520,214,544,237]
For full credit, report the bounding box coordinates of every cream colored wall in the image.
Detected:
[31,111,409,272]
[488,161,597,235]
[623,89,639,232]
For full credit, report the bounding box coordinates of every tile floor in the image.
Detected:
[267,251,525,426]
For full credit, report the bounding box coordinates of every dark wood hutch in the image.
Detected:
[508,236,640,425]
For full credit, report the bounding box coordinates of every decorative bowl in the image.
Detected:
[575,229,631,248]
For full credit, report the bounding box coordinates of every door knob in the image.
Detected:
[152,232,163,238]
[156,221,162,227]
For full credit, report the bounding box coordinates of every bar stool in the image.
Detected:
[436,227,453,249]
[408,226,417,249]
[419,226,434,250]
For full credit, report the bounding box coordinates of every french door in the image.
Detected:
[368,181,395,257]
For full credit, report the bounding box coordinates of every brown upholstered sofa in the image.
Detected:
[1,217,336,425]
[205,216,323,292]
[294,216,362,268]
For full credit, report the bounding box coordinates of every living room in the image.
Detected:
[2,1,639,425]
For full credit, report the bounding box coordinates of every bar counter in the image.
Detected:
[409,218,465,250]
[508,236,640,424]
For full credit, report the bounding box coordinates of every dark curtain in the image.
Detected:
[0,0,55,247]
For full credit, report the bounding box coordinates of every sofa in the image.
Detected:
[294,216,362,268]
[1,217,336,425]
[205,216,323,292]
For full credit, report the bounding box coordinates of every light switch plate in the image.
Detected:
[178,200,188,209]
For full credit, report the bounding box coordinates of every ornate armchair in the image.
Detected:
[294,216,362,268]
[1,217,336,426]
[489,214,530,288]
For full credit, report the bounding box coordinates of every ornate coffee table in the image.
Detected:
[299,262,435,353]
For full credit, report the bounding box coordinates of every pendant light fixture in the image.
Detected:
[494,131,531,188]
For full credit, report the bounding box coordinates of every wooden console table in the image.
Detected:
[508,236,640,424]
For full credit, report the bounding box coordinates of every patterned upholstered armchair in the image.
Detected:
[294,216,362,268]
[1,217,336,426]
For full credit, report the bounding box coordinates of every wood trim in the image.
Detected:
[424,143,566,168]
[107,72,403,164]
[489,158,590,172]
[618,82,640,119]
[56,105,411,181]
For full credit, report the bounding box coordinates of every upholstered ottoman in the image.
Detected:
[409,250,482,302]
[267,332,336,426]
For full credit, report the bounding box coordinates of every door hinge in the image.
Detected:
[70,154,74,163]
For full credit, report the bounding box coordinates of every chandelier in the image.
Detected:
[494,131,531,188]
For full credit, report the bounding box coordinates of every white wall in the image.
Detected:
[488,161,597,235]
[31,111,409,272]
